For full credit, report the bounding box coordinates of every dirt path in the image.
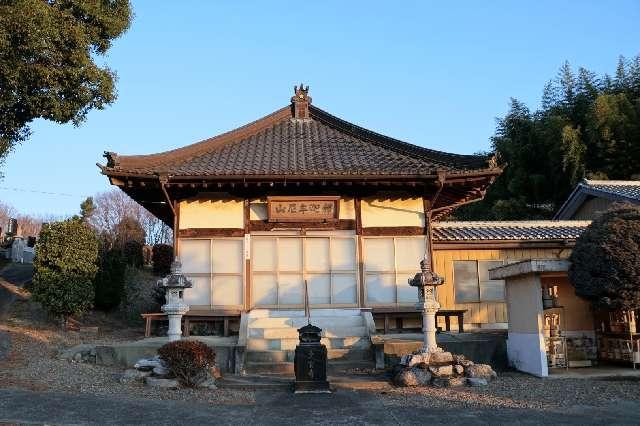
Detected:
[0,263,33,316]
[0,263,33,360]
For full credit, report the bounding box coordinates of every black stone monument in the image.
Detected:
[293,323,331,393]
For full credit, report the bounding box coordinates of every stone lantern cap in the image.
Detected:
[408,257,444,288]
[158,259,193,289]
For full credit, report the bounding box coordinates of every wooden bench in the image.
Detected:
[372,308,467,334]
[141,311,241,338]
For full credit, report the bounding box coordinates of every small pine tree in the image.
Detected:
[32,218,99,327]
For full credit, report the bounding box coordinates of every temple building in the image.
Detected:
[100,86,605,375]
[100,85,501,315]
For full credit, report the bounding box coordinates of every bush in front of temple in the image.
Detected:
[569,203,640,310]
[152,243,173,276]
[93,246,126,311]
[158,340,216,387]
[32,218,99,328]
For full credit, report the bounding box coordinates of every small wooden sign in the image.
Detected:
[267,196,340,222]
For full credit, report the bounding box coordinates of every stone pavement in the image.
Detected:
[1,387,639,425]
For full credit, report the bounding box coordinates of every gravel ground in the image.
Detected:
[379,371,640,410]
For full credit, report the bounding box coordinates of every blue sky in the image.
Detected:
[2,0,639,217]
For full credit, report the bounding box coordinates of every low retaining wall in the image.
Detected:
[62,336,238,373]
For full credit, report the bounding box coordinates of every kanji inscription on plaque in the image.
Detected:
[267,196,340,222]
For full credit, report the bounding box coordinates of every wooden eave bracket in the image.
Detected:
[159,175,176,215]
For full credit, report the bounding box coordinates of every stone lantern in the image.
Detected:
[158,258,192,341]
[408,256,444,353]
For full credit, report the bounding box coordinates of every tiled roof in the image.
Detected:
[579,180,640,201]
[432,221,591,241]
[554,179,640,219]
[101,106,498,178]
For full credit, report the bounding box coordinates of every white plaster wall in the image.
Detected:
[507,332,549,377]
[179,197,244,229]
[505,273,547,377]
[361,196,424,228]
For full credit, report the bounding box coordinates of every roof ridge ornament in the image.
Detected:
[291,83,311,119]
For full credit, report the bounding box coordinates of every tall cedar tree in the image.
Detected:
[0,0,131,168]
[568,204,640,310]
[456,55,640,220]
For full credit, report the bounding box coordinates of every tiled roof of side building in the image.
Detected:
[432,221,591,241]
[553,179,640,219]
[100,90,499,178]
[581,180,640,201]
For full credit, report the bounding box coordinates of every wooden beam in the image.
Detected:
[361,226,426,236]
[249,219,356,232]
[178,228,245,238]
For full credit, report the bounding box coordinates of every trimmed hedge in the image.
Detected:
[32,218,99,324]
[569,203,640,310]
[158,340,216,387]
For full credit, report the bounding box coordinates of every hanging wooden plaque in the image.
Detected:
[267,196,340,222]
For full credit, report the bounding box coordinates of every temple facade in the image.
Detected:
[100,85,502,317]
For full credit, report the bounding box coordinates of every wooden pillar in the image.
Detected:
[355,197,365,308]
[243,198,251,312]
[173,200,180,258]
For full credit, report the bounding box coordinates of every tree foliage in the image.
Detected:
[0,0,132,166]
[568,204,640,310]
[456,55,640,220]
[152,243,173,276]
[93,246,125,311]
[32,217,99,324]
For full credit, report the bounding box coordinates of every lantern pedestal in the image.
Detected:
[419,296,441,354]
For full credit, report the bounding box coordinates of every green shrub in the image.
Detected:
[158,340,216,387]
[32,218,99,326]
[123,240,144,268]
[152,244,173,275]
[94,247,126,311]
[569,203,640,310]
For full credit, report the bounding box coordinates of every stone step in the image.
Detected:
[249,326,367,339]
[246,336,370,351]
[246,348,373,363]
[248,316,365,329]
[244,359,375,375]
